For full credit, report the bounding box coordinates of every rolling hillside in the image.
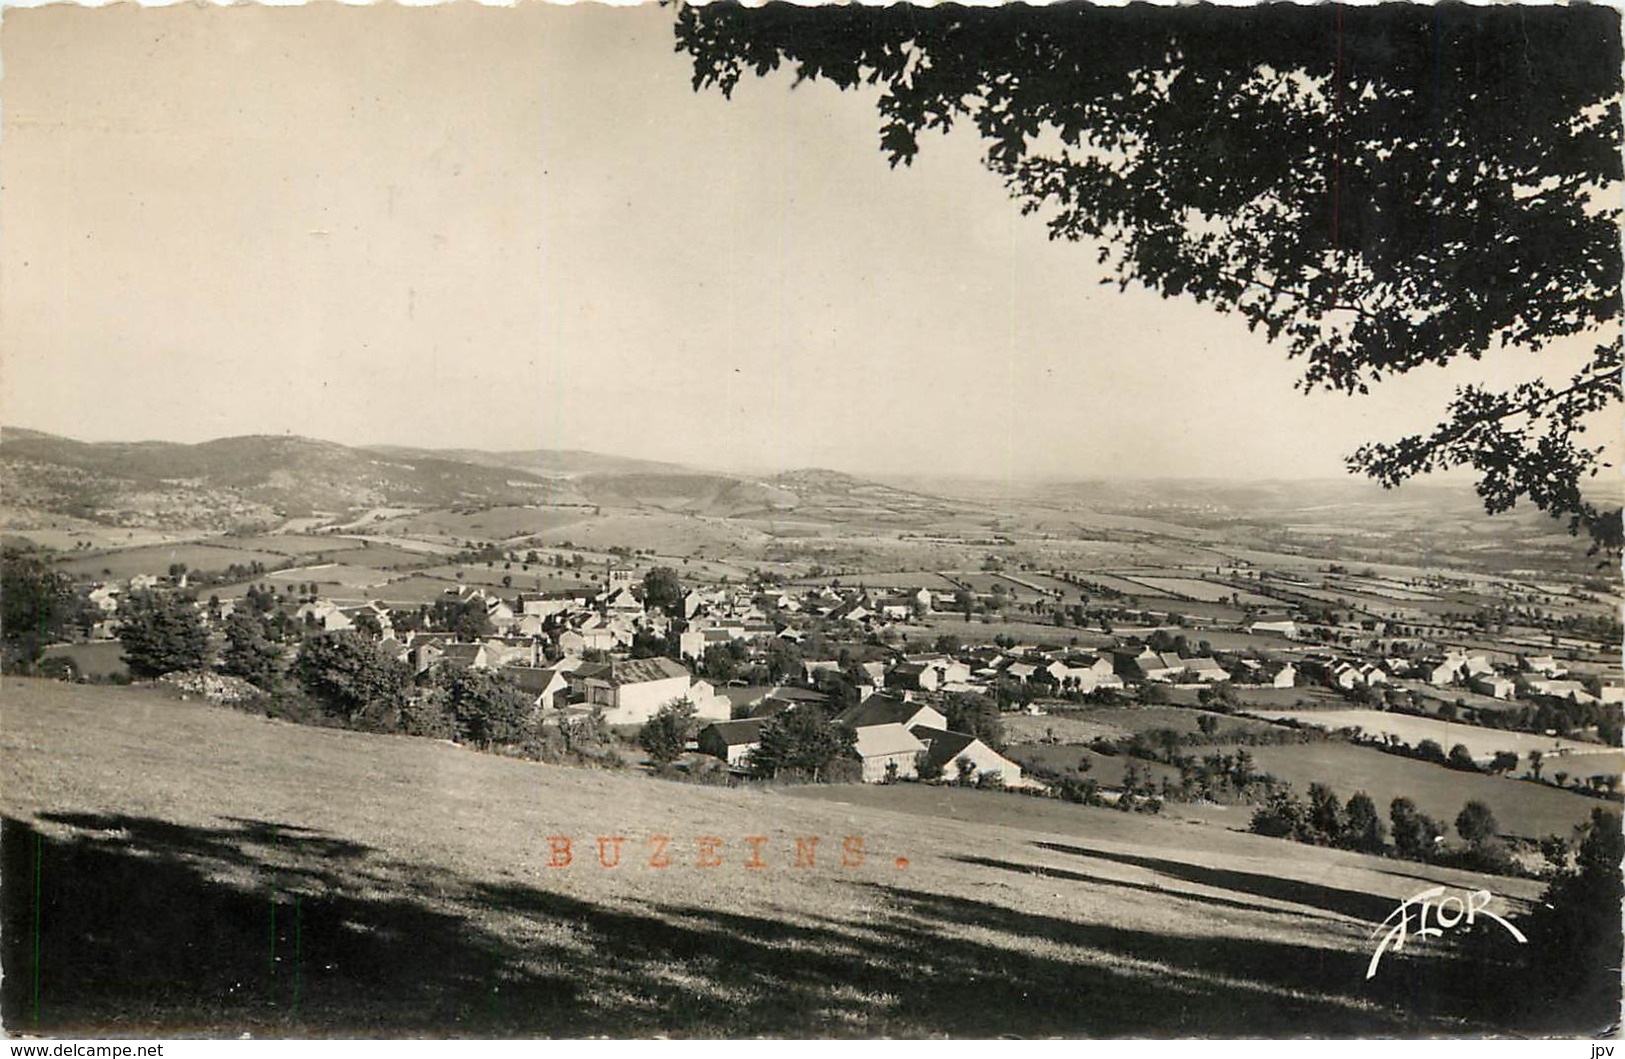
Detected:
[0,428,966,533]
[2,678,1581,1038]
[0,429,570,527]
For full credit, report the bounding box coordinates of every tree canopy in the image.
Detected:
[220,611,284,690]
[641,567,685,616]
[1,545,76,669]
[295,630,412,725]
[747,706,858,781]
[432,666,535,749]
[118,590,211,679]
[676,3,1623,550]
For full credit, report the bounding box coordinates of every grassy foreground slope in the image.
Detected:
[0,679,1546,1038]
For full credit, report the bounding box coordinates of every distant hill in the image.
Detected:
[4,428,1590,571]
[365,445,693,480]
[0,429,946,531]
[0,429,569,530]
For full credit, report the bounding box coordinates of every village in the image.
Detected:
[46,541,1624,803]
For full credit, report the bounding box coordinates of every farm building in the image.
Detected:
[564,656,728,726]
[1182,656,1231,683]
[852,723,926,783]
[697,718,767,767]
[508,665,570,711]
[886,661,942,693]
[834,694,947,733]
[910,726,1030,788]
[1470,674,1517,700]
[438,642,490,671]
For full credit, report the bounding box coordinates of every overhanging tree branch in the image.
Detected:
[675,2,1624,553]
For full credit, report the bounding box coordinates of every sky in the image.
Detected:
[0,2,1614,483]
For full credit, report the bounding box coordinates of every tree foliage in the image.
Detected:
[1454,799,1500,848]
[1,546,75,669]
[638,696,699,766]
[747,706,858,781]
[1515,809,1624,1029]
[430,597,495,642]
[432,666,534,748]
[294,630,412,725]
[1341,791,1387,854]
[676,4,1623,550]
[220,612,283,690]
[1389,796,1443,859]
[700,639,748,683]
[118,590,210,679]
[641,567,685,616]
[944,692,1003,750]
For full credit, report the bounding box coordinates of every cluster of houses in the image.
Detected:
[81,560,1623,780]
[1293,647,1620,708]
[695,690,1032,789]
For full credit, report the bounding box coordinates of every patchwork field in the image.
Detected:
[1243,742,1615,841]
[222,536,370,557]
[917,616,1114,650]
[37,641,128,681]
[0,678,1572,1037]
[1005,707,1280,745]
[1245,708,1618,764]
[56,544,294,580]
[374,506,596,542]
[262,563,397,591]
[1117,575,1276,607]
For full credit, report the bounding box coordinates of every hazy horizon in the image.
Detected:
[1,417,1501,493]
[2,4,1612,485]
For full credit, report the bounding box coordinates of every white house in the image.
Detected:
[910,726,1032,789]
[564,656,728,726]
[853,723,926,783]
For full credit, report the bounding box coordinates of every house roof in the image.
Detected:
[718,685,771,710]
[440,643,486,664]
[507,666,562,693]
[700,718,767,746]
[835,694,927,730]
[608,656,691,686]
[854,723,926,759]
[907,725,980,771]
[766,686,828,704]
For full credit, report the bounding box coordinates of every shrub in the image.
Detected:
[400,692,456,740]
[1415,738,1448,765]
[638,697,699,766]
[1455,799,1500,848]
[1391,796,1444,859]
[1251,789,1309,839]
[1447,743,1480,772]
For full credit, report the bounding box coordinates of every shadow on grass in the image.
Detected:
[0,813,1554,1038]
[1033,840,1397,922]
[949,853,1329,919]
